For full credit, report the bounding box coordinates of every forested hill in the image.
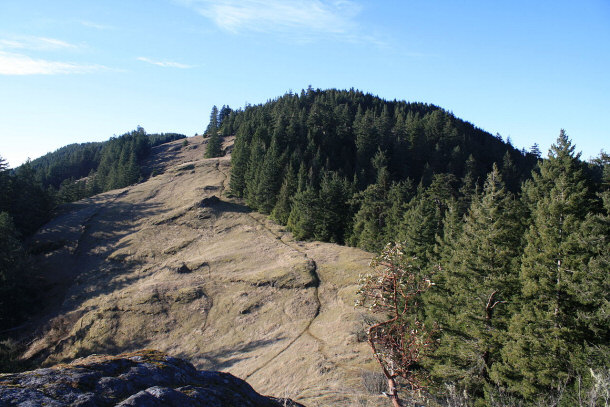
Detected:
[29,129,185,190]
[0,128,185,238]
[221,88,538,250]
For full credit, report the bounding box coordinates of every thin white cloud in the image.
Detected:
[178,0,367,42]
[137,57,194,68]
[80,20,116,30]
[0,36,77,51]
[0,51,107,75]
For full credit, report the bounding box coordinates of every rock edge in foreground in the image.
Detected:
[0,349,304,406]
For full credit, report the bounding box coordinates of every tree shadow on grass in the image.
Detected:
[184,337,285,371]
[201,197,252,215]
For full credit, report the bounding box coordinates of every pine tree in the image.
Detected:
[11,160,51,235]
[349,153,392,251]
[572,189,610,371]
[314,171,352,243]
[205,133,223,158]
[383,180,414,242]
[354,108,379,180]
[206,105,219,136]
[205,105,223,158]
[498,131,595,400]
[428,164,525,401]
[398,174,457,268]
[349,182,387,251]
[229,127,251,197]
[0,156,12,213]
[271,163,297,224]
[244,138,265,209]
[254,139,283,213]
[286,186,319,240]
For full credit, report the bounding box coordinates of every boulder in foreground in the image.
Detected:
[0,350,304,406]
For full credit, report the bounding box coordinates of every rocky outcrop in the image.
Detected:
[0,350,303,406]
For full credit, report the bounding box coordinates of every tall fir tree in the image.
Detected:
[427,164,525,402]
[314,171,352,243]
[571,189,610,371]
[205,105,223,158]
[397,174,457,268]
[286,186,319,240]
[498,131,596,401]
[253,139,283,213]
[271,163,297,224]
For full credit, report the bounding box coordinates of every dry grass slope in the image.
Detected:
[23,136,387,406]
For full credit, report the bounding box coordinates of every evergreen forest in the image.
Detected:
[213,88,609,406]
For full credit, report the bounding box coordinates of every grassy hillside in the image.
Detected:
[5,136,389,406]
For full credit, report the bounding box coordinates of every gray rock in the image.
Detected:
[0,350,304,407]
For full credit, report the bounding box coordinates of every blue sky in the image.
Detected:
[0,0,608,168]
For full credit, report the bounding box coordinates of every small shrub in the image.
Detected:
[361,369,387,395]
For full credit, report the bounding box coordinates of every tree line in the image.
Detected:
[28,128,185,204]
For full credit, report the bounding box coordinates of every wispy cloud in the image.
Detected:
[0,36,77,51]
[137,57,194,68]
[0,51,107,75]
[80,20,116,30]
[177,0,372,42]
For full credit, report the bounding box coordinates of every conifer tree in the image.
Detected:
[349,182,389,252]
[205,134,223,158]
[398,174,457,267]
[349,153,392,251]
[206,105,219,136]
[229,127,251,197]
[575,190,610,367]
[314,171,352,243]
[254,139,283,213]
[244,138,265,208]
[428,164,525,401]
[271,163,297,224]
[286,186,319,240]
[205,105,223,158]
[498,131,595,400]
[354,108,379,179]
[0,156,12,213]
[382,180,414,241]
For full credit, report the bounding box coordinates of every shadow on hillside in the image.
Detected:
[28,198,171,337]
[186,338,283,370]
[142,142,184,177]
[65,199,170,306]
[211,199,252,215]
[30,325,155,367]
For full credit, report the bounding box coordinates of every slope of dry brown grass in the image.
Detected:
[22,136,387,406]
